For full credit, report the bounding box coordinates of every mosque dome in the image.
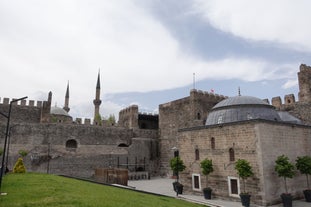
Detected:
[50,106,71,117]
[205,95,282,125]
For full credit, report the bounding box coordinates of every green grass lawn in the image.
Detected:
[0,173,204,207]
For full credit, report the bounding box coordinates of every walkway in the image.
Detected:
[128,177,311,207]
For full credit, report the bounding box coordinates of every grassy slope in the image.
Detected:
[0,173,203,207]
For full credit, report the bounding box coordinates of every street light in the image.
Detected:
[0,96,27,193]
[171,146,179,196]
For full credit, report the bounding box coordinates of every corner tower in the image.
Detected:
[63,81,70,113]
[93,71,102,120]
[298,64,311,103]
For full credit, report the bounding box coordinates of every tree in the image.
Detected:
[169,156,186,181]
[94,113,102,125]
[296,155,311,189]
[200,158,214,189]
[13,157,26,173]
[18,149,28,157]
[235,159,254,194]
[106,114,116,126]
[275,155,295,194]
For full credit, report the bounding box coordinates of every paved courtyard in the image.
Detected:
[128,177,311,207]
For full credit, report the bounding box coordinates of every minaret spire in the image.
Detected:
[93,70,102,122]
[63,81,70,112]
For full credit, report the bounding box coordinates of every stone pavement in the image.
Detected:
[128,177,311,207]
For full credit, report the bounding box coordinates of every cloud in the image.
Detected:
[282,79,298,89]
[192,0,311,52]
[0,1,303,119]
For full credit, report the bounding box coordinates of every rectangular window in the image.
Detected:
[228,176,240,197]
[192,174,201,191]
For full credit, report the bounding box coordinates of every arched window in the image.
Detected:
[118,143,129,147]
[229,148,235,162]
[197,113,201,120]
[195,148,200,160]
[211,137,215,149]
[66,139,77,149]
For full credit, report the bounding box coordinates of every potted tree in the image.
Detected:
[169,156,186,195]
[235,159,254,207]
[296,155,311,202]
[200,158,214,199]
[275,155,295,207]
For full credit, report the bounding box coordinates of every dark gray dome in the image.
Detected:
[212,96,269,109]
[50,106,70,117]
[205,96,281,125]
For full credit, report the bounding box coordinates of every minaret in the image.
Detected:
[63,81,70,113]
[93,71,102,120]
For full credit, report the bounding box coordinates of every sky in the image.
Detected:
[1,0,311,121]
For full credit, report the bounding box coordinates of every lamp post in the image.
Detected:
[171,146,179,196]
[0,96,27,193]
[5,125,19,171]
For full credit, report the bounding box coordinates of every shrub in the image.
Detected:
[274,155,295,194]
[13,157,26,173]
[200,158,214,189]
[18,149,28,157]
[296,155,311,189]
[235,159,254,194]
[169,156,186,178]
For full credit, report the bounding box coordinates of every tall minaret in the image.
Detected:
[63,81,70,113]
[93,71,102,120]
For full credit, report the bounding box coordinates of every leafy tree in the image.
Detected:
[235,159,254,194]
[13,157,26,173]
[106,114,116,126]
[94,113,102,125]
[200,158,214,189]
[18,149,28,157]
[275,155,295,194]
[170,156,186,180]
[296,155,311,189]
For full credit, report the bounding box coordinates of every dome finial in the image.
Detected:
[238,87,241,96]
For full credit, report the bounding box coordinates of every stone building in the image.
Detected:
[1,63,311,206]
[159,64,311,206]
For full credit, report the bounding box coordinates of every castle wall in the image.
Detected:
[0,99,42,123]
[118,105,139,129]
[1,123,159,178]
[158,89,226,175]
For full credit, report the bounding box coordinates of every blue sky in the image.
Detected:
[1,0,311,120]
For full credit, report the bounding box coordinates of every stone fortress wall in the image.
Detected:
[0,91,160,179]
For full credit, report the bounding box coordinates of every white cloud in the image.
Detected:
[0,0,303,118]
[282,79,298,89]
[193,0,311,52]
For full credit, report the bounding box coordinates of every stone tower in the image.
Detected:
[298,64,311,103]
[40,91,52,123]
[93,71,102,121]
[63,82,70,113]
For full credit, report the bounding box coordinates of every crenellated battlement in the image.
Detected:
[190,89,227,101]
[271,93,297,110]
[0,97,45,107]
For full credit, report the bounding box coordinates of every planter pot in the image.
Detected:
[240,194,251,207]
[281,193,292,207]
[203,188,212,199]
[172,182,178,192]
[303,189,311,202]
[172,182,183,194]
[176,183,183,194]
